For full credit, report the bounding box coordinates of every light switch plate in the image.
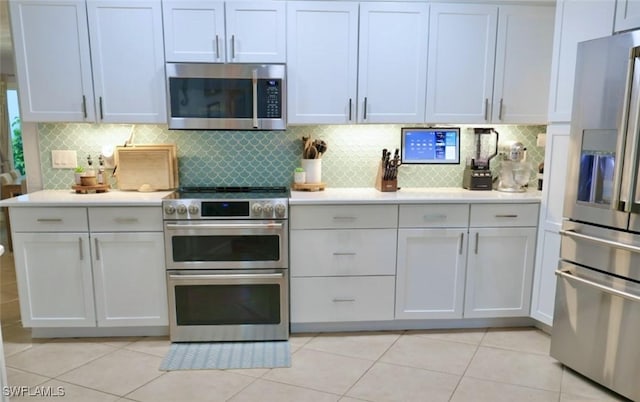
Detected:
[51,150,78,169]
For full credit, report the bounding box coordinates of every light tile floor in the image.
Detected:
[0,226,632,401]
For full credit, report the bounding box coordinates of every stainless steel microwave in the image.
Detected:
[165,63,286,130]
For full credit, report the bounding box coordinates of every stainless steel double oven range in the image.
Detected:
[162,187,289,342]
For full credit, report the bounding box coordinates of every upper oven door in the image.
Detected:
[164,219,288,270]
[166,63,286,130]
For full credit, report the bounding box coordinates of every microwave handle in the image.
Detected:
[252,69,258,128]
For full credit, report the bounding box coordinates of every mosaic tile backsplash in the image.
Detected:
[37,123,546,189]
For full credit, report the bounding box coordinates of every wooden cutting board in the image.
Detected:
[114,145,179,190]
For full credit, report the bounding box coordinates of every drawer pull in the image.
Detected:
[494,214,518,218]
[332,298,356,303]
[423,214,447,221]
[332,216,356,221]
[36,218,63,223]
[333,252,356,256]
[114,217,138,223]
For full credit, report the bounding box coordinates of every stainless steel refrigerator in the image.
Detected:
[552,30,640,402]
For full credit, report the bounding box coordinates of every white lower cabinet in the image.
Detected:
[10,206,167,328]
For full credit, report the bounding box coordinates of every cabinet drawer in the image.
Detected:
[291,229,396,276]
[469,203,539,227]
[88,207,163,232]
[399,204,469,228]
[290,205,398,229]
[291,276,395,323]
[10,207,88,232]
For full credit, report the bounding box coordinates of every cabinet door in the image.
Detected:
[465,227,537,318]
[357,2,428,123]
[530,124,570,325]
[492,6,554,124]
[395,229,467,319]
[615,0,640,32]
[87,0,167,123]
[547,0,615,123]
[91,233,168,327]
[226,1,286,63]
[9,0,95,122]
[287,1,359,124]
[12,233,95,327]
[162,0,225,62]
[426,4,497,123]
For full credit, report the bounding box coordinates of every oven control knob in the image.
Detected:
[274,203,286,217]
[263,203,274,216]
[176,204,188,215]
[252,203,263,216]
[164,204,176,215]
[188,204,199,215]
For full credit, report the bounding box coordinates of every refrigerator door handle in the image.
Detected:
[555,268,640,303]
[616,50,640,212]
[559,229,640,254]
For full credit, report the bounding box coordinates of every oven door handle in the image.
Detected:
[555,268,640,303]
[165,223,283,230]
[169,273,284,281]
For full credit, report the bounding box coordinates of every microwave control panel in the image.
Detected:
[259,80,282,119]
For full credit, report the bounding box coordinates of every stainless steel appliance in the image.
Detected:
[163,187,289,342]
[165,63,286,130]
[552,30,640,402]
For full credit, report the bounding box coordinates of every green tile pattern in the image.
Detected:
[38,123,545,189]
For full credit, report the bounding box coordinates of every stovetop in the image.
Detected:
[165,186,289,200]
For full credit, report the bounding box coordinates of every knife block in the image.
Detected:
[375,162,398,192]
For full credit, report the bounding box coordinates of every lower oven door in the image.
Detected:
[551,261,640,401]
[167,269,289,342]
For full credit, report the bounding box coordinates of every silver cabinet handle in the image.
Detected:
[484,98,489,121]
[114,217,138,224]
[423,214,447,222]
[498,98,503,120]
[559,229,640,254]
[474,232,479,254]
[252,69,258,128]
[99,97,104,120]
[459,233,464,255]
[348,98,352,121]
[215,35,219,59]
[166,223,283,230]
[555,268,640,303]
[36,218,63,223]
[94,238,100,260]
[495,214,518,218]
[332,216,356,221]
[363,97,368,120]
[332,252,356,256]
[82,95,87,118]
[332,298,355,303]
[79,237,83,260]
[231,34,235,59]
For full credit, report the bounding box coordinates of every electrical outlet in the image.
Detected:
[51,150,78,169]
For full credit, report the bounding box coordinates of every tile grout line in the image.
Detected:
[446,327,488,402]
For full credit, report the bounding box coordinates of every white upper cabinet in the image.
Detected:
[357,2,428,123]
[287,1,359,124]
[426,4,498,124]
[87,0,166,124]
[9,0,166,123]
[162,1,286,63]
[492,6,554,124]
[9,0,95,122]
[162,1,226,62]
[615,0,640,32]
[547,0,615,123]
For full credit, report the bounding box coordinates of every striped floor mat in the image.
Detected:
[159,341,291,371]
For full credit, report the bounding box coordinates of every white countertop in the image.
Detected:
[289,187,542,205]
[0,189,173,207]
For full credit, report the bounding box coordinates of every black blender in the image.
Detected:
[462,128,498,190]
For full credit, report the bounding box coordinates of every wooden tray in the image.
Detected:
[292,182,326,192]
[72,184,110,194]
[115,144,178,190]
